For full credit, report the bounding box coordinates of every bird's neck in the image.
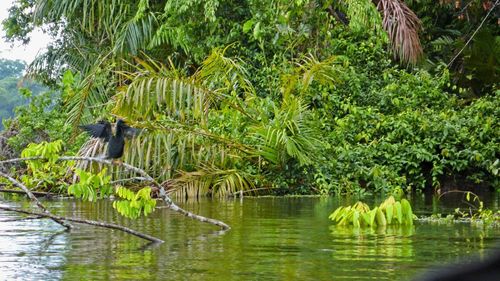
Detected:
[115,125,124,137]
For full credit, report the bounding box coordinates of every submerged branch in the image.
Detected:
[164,198,231,230]
[0,171,72,230]
[0,205,164,243]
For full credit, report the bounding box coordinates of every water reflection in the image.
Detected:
[0,196,498,281]
[0,212,68,281]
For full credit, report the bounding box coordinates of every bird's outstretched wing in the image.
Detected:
[121,123,143,139]
[79,120,112,141]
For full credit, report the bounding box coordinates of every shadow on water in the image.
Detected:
[0,194,498,280]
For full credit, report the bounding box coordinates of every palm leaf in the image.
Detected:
[282,54,345,98]
[170,166,254,198]
[250,96,323,167]
[376,0,423,64]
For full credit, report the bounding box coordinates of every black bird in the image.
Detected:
[80,119,139,159]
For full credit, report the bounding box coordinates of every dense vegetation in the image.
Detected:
[1,0,498,199]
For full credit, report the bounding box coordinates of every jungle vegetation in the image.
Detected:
[0,0,498,200]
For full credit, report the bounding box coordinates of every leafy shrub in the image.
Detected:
[319,65,499,193]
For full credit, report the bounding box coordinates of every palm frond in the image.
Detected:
[194,46,255,96]
[114,12,158,55]
[376,0,423,64]
[113,71,211,124]
[250,96,323,167]
[170,166,254,198]
[147,23,190,51]
[346,0,386,36]
[64,53,116,129]
[282,54,345,98]
[72,137,106,181]
[34,0,131,37]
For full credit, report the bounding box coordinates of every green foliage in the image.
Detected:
[407,0,500,94]
[320,66,499,193]
[67,169,113,201]
[250,96,323,167]
[113,187,156,219]
[448,191,500,227]
[21,139,62,166]
[2,0,498,198]
[19,140,68,191]
[346,0,385,38]
[329,196,414,227]
[3,88,75,153]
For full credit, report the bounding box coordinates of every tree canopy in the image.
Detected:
[1,0,498,197]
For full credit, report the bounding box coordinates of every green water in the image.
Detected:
[0,196,499,281]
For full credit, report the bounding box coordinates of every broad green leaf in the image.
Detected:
[353,210,360,228]
[376,208,386,226]
[361,212,371,226]
[242,19,255,33]
[394,201,403,224]
[329,207,342,221]
[369,207,377,226]
[386,204,393,224]
[401,199,414,225]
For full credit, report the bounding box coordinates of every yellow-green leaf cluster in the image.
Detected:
[67,168,112,201]
[19,140,68,191]
[21,140,63,172]
[112,187,156,219]
[329,196,414,227]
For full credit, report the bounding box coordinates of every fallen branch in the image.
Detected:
[0,156,41,165]
[0,188,57,197]
[0,156,231,231]
[111,177,149,185]
[0,205,164,243]
[0,171,72,230]
[63,156,231,231]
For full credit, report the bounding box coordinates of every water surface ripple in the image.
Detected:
[0,196,499,280]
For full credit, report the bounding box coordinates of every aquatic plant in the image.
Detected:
[329,196,414,227]
[418,191,500,227]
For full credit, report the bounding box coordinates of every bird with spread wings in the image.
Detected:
[79,119,140,160]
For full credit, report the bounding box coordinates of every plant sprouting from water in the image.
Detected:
[329,196,414,227]
[439,191,500,227]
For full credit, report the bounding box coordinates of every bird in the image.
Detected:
[79,119,140,160]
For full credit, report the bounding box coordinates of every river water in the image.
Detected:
[0,195,499,280]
